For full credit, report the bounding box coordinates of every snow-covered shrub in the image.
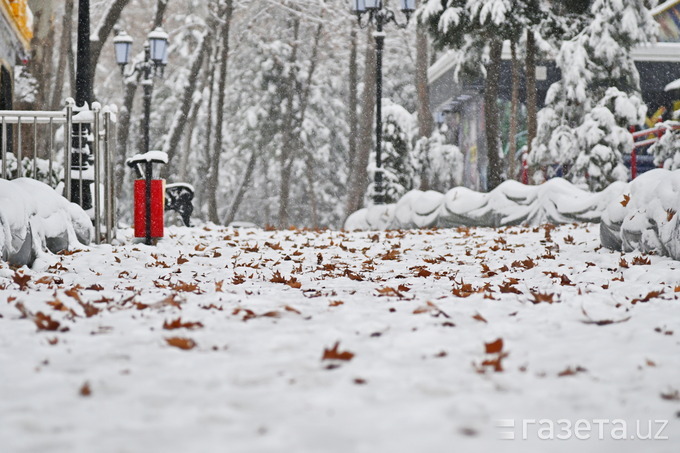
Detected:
[413,125,464,192]
[571,90,641,190]
[0,178,92,266]
[601,168,680,259]
[649,121,680,170]
[0,153,62,187]
[346,176,627,231]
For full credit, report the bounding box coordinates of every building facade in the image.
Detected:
[0,0,33,110]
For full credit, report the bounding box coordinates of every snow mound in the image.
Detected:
[0,178,93,267]
[345,178,626,231]
[601,169,680,259]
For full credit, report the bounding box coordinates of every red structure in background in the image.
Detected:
[134,179,164,239]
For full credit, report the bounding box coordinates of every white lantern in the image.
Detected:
[113,31,133,66]
[364,0,381,10]
[400,0,416,13]
[351,0,366,12]
[148,27,169,64]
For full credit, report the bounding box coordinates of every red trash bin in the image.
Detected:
[126,151,169,245]
[134,179,165,239]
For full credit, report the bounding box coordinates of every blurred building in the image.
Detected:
[0,0,33,110]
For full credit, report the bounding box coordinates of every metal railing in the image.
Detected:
[0,98,117,244]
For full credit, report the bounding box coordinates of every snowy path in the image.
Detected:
[1,224,679,452]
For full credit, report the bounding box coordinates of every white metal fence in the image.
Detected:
[0,98,117,244]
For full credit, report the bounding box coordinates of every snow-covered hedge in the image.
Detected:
[601,169,680,259]
[345,178,626,231]
[346,170,680,261]
[0,178,93,267]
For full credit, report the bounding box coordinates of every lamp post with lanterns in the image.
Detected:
[113,27,169,155]
[351,0,415,205]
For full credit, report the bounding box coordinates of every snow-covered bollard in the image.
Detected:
[126,151,168,245]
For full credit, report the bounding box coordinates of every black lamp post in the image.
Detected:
[352,0,415,205]
[113,28,168,245]
[69,0,93,209]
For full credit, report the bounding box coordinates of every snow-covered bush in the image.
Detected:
[0,178,92,267]
[649,121,680,170]
[0,153,62,187]
[601,168,680,259]
[346,177,626,231]
[570,89,643,190]
[367,101,416,204]
[413,125,464,192]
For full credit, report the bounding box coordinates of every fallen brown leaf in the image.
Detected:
[485,338,504,354]
[163,317,204,330]
[322,342,354,361]
[165,337,197,350]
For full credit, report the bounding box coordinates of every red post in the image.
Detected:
[631,149,637,180]
[629,125,637,180]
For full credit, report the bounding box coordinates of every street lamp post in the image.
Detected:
[69,0,93,208]
[113,27,169,155]
[113,27,168,244]
[351,0,415,205]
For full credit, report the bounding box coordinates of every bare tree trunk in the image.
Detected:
[485,38,503,191]
[526,30,538,162]
[347,26,358,184]
[305,156,319,229]
[415,22,433,190]
[278,20,324,229]
[344,29,376,218]
[154,0,169,28]
[25,1,56,111]
[207,0,233,224]
[199,43,217,219]
[68,19,76,96]
[114,79,139,204]
[88,0,132,94]
[508,39,520,180]
[161,31,213,180]
[223,149,258,225]
[276,19,301,230]
[51,0,74,109]
[179,72,209,181]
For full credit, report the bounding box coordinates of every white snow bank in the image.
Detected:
[345,178,626,231]
[601,168,680,259]
[0,178,93,266]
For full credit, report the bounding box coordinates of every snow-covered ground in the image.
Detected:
[1,224,679,452]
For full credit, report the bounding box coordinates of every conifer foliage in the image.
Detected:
[530,0,658,190]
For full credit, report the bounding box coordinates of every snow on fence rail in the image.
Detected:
[0,99,117,244]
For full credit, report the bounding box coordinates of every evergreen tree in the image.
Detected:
[649,122,680,170]
[367,101,416,204]
[530,0,657,190]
